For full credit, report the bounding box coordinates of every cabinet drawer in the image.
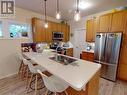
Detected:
[82,52,88,60]
[81,52,94,62]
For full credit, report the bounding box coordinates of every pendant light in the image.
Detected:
[56,0,61,20]
[74,0,81,22]
[44,0,48,28]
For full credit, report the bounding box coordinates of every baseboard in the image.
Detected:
[0,73,18,80]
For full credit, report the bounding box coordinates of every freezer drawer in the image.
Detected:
[101,64,117,81]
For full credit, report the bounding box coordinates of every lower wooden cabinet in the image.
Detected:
[81,52,94,62]
[117,38,127,81]
[118,64,127,81]
[66,48,73,57]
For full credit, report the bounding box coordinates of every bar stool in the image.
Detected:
[17,53,27,79]
[23,59,46,95]
[37,70,69,95]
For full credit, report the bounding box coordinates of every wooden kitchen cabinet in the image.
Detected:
[45,21,53,43]
[32,17,70,43]
[32,18,46,42]
[124,11,127,39]
[57,23,62,32]
[86,20,94,42]
[118,64,127,81]
[66,48,73,57]
[119,39,127,65]
[118,38,127,80]
[111,11,126,32]
[86,17,99,42]
[99,13,112,32]
[61,24,70,42]
[81,52,94,62]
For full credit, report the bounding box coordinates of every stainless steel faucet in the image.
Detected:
[56,44,65,54]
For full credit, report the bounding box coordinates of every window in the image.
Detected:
[9,23,29,38]
[0,21,2,37]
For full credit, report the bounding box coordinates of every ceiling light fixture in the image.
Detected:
[56,0,61,20]
[44,0,48,28]
[74,0,81,22]
[79,2,92,10]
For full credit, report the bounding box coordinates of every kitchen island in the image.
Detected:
[23,49,101,95]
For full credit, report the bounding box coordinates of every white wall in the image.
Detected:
[0,38,29,79]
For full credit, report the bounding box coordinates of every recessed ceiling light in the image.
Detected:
[79,2,92,10]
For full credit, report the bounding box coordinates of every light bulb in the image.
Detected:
[56,12,61,20]
[74,11,81,22]
[44,22,48,28]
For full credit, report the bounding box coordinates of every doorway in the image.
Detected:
[73,28,86,58]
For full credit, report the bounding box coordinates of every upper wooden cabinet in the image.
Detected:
[45,21,53,43]
[86,19,94,42]
[32,18,46,42]
[86,17,99,42]
[61,24,70,42]
[111,11,126,32]
[32,18,70,43]
[124,11,127,39]
[99,13,112,32]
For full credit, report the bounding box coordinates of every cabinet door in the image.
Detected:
[87,53,94,62]
[52,22,58,32]
[86,20,94,42]
[93,18,100,41]
[66,25,70,41]
[57,23,62,32]
[124,11,127,39]
[66,48,73,57]
[99,13,112,32]
[61,24,70,42]
[111,11,126,32]
[45,21,52,43]
[81,52,88,60]
[118,38,127,80]
[119,38,127,65]
[32,18,46,42]
[118,64,127,81]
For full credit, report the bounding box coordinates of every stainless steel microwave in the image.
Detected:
[52,32,63,40]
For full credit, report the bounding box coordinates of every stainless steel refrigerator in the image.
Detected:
[94,32,122,81]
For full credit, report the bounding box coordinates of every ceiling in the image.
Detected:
[15,0,127,20]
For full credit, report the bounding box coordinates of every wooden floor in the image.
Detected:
[0,74,127,95]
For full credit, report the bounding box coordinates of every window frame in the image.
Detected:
[0,20,3,37]
[8,20,31,38]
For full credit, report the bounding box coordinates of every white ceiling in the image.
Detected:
[15,0,127,20]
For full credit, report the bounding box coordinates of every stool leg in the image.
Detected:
[21,64,25,79]
[18,61,23,75]
[64,91,68,95]
[26,66,29,86]
[27,74,33,93]
[45,89,48,95]
[35,74,38,95]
